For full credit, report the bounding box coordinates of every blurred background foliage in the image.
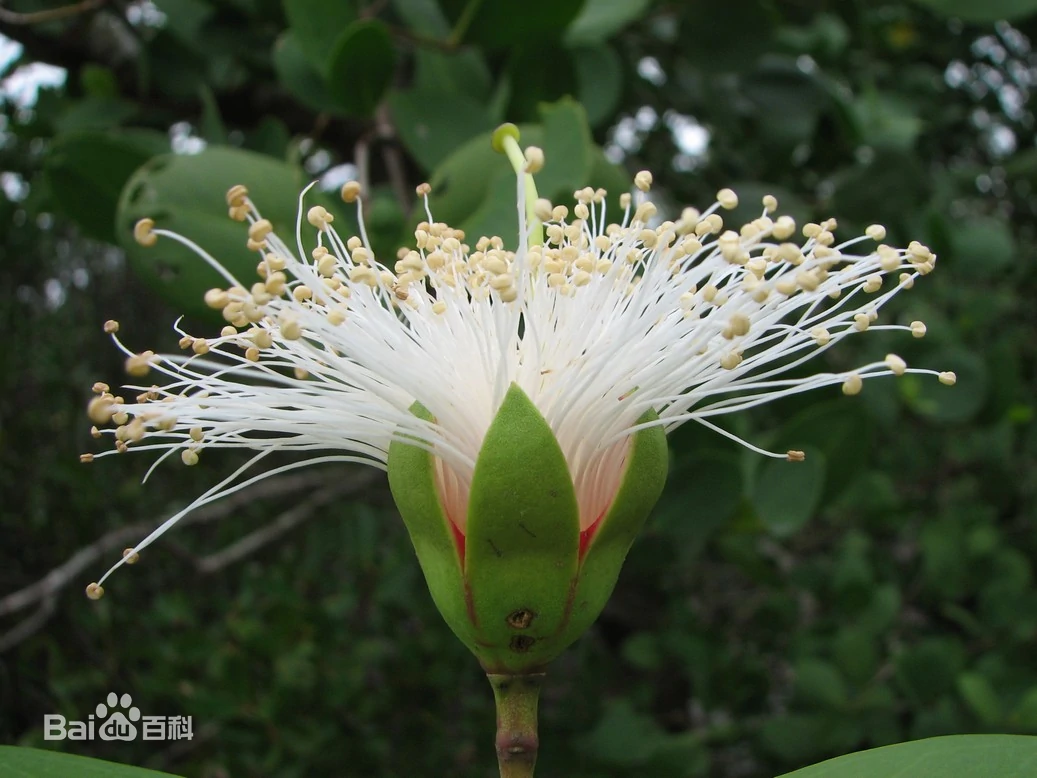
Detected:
[1,0,1037,776]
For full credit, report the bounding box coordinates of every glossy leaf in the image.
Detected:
[911,0,1037,22]
[326,20,396,117]
[779,735,1037,777]
[0,747,180,777]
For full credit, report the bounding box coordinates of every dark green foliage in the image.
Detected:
[1,0,1037,776]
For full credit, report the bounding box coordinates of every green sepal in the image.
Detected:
[563,409,668,643]
[387,402,478,654]
[464,384,581,673]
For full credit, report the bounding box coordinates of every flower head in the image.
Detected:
[85,132,951,660]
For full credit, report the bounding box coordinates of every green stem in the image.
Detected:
[488,673,544,778]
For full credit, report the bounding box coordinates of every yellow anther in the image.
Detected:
[910,320,927,338]
[307,206,334,230]
[229,205,249,221]
[245,346,260,362]
[762,194,778,213]
[619,192,632,209]
[293,285,313,302]
[203,288,228,310]
[294,367,309,380]
[125,351,155,377]
[866,224,887,241]
[899,273,915,289]
[803,222,822,239]
[534,198,553,222]
[192,338,210,355]
[189,427,204,442]
[786,450,806,462]
[226,184,249,208]
[432,301,447,315]
[908,240,932,261]
[416,182,432,197]
[716,188,738,209]
[85,582,104,600]
[91,382,109,394]
[248,219,274,241]
[280,315,302,340]
[104,319,120,334]
[727,312,751,337]
[524,146,545,173]
[885,354,907,375]
[181,448,199,466]
[863,275,883,293]
[720,352,743,370]
[772,216,796,241]
[80,453,94,463]
[939,371,957,386]
[220,325,237,338]
[842,374,863,395]
[634,170,653,192]
[122,548,140,564]
[796,270,820,292]
[853,313,871,331]
[133,218,157,247]
[266,272,288,296]
[341,181,362,202]
[551,205,569,222]
[810,327,831,346]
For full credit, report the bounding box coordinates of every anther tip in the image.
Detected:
[491,123,521,154]
[103,319,120,334]
[786,450,806,462]
[341,181,362,203]
[122,548,140,565]
[85,582,104,600]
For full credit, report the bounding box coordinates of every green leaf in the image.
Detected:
[751,450,827,537]
[272,32,341,114]
[911,0,1037,22]
[464,384,580,673]
[899,348,988,424]
[534,98,594,203]
[282,0,358,70]
[795,658,850,709]
[779,735,1037,777]
[681,0,775,73]
[564,0,652,45]
[387,89,493,172]
[412,48,492,100]
[326,20,396,117]
[573,44,623,128]
[45,130,169,243]
[444,0,585,47]
[958,672,1003,726]
[0,747,181,777]
[115,146,310,320]
[54,98,137,133]
[950,217,1016,279]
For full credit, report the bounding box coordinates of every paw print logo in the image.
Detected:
[97,692,140,741]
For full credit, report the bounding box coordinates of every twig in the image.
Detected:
[376,103,410,213]
[0,596,56,653]
[0,0,107,25]
[195,476,375,573]
[0,470,354,618]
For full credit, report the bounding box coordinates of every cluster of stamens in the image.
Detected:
[82,146,955,597]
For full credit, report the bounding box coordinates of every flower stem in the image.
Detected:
[488,672,544,778]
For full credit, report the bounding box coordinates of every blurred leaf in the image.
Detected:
[681,0,774,73]
[388,89,493,172]
[743,59,829,144]
[911,0,1037,22]
[273,31,341,113]
[391,0,451,37]
[957,672,1003,726]
[895,639,966,704]
[1010,688,1037,729]
[853,93,924,151]
[55,98,137,133]
[899,348,988,424]
[949,217,1016,279]
[573,44,624,128]
[412,48,492,100]
[779,735,1037,777]
[795,658,850,709]
[282,0,358,70]
[45,130,169,242]
[154,0,215,47]
[0,747,179,777]
[326,20,396,117]
[653,452,742,552]
[564,0,652,45]
[115,147,310,320]
[444,0,585,47]
[751,450,827,537]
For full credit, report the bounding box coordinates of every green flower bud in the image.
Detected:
[388,383,667,673]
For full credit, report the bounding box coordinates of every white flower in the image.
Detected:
[83,150,954,598]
